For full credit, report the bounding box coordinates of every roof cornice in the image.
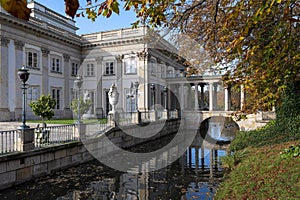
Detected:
[0,13,82,47]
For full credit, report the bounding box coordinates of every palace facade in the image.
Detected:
[0,2,185,121]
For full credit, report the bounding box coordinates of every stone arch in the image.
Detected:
[198,116,239,145]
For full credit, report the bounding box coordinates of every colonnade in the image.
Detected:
[165,80,245,112]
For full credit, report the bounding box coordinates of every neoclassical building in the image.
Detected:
[0,2,186,121]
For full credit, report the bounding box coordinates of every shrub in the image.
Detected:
[29,94,56,122]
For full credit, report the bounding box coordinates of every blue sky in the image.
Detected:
[35,0,137,35]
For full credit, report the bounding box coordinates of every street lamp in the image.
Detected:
[17,66,30,130]
[163,86,167,110]
[127,82,134,114]
[74,75,83,124]
[134,81,139,111]
[150,83,155,110]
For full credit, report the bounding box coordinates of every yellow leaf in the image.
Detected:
[0,0,31,20]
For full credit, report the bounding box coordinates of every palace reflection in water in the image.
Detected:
[0,120,235,200]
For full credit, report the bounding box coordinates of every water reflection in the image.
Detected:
[0,119,236,200]
[0,146,228,199]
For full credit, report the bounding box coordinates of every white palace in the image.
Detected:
[0,1,244,122]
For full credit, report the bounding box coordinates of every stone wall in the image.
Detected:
[0,119,181,190]
[0,142,93,190]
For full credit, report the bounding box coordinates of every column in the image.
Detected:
[195,148,199,171]
[201,147,205,169]
[225,86,231,111]
[209,149,213,179]
[194,83,199,110]
[137,51,148,112]
[0,36,10,120]
[224,87,229,111]
[188,147,192,168]
[14,39,25,120]
[95,56,103,117]
[200,84,205,110]
[180,83,184,111]
[41,47,50,95]
[63,53,71,118]
[115,55,123,112]
[168,84,172,110]
[209,83,213,111]
[213,83,218,110]
[241,85,245,110]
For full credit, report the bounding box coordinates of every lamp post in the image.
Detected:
[150,83,155,110]
[74,75,83,124]
[17,66,30,130]
[134,81,139,111]
[127,82,134,115]
[163,86,167,110]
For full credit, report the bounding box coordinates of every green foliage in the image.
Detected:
[230,86,300,151]
[280,144,300,159]
[221,149,247,171]
[275,84,300,139]
[29,94,56,121]
[71,97,92,117]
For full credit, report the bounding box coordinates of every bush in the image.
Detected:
[230,84,300,151]
[29,94,56,122]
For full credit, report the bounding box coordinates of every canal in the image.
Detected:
[0,118,236,199]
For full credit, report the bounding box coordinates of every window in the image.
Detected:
[51,55,62,73]
[161,65,166,78]
[150,59,156,76]
[86,63,95,76]
[105,61,114,75]
[124,56,137,74]
[71,62,79,76]
[167,66,174,78]
[52,88,61,109]
[125,88,137,112]
[27,86,40,109]
[26,50,39,68]
[84,90,95,114]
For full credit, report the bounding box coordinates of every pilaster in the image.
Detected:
[41,47,50,95]
[14,40,25,120]
[95,56,103,117]
[0,36,10,120]
[115,55,123,112]
[63,53,72,117]
[137,51,149,112]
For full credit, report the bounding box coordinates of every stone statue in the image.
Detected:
[107,83,119,127]
[108,83,119,114]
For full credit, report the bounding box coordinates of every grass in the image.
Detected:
[215,140,300,199]
[27,118,107,125]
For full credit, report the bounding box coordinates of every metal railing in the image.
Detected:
[35,124,77,148]
[118,112,134,126]
[140,111,151,123]
[0,130,19,154]
[169,110,179,119]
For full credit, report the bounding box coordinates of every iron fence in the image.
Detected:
[0,130,19,154]
[35,124,77,147]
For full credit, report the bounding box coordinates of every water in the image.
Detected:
[0,120,235,200]
[0,146,227,199]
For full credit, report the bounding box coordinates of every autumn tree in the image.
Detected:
[75,0,300,113]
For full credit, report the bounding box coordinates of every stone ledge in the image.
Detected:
[0,141,81,162]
